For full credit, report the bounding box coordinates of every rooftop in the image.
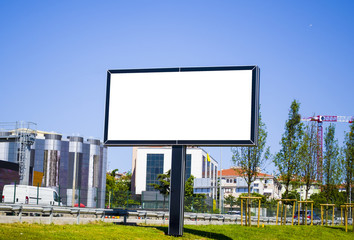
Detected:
[218,167,273,178]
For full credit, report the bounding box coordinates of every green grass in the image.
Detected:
[0,222,352,240]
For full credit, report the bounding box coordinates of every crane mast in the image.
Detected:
[301,115,354,181]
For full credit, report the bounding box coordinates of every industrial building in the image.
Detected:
[0,122,107,208]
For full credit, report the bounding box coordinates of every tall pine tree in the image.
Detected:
[323,124,341,203]
[273,100,303,198]
[299,120,318,201]
[343,122,354,203]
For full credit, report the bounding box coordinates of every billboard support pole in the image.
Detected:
[168,145,186,236]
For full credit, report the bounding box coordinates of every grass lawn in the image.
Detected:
[0,222,352,240]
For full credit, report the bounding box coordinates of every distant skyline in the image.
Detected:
[1,1,353,174]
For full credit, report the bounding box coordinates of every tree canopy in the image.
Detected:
[273,100,303,198]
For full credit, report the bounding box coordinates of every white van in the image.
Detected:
[2,185,61,206]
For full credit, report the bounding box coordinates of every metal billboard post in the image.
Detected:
[168,145,186,236]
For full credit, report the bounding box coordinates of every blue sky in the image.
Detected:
[1,1,353,174]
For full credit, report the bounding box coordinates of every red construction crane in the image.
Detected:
[301,115,354,181]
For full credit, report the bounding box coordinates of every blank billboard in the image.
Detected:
[104,66,259,146]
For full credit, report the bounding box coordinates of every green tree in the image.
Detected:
[236,192,268,205]
[323,124,341,203]
[149,170,170,209]
[298,120,318,201]
[343,122,354,203]
[184,175,194,197]
[273,100,303,198]
[184,175,207,213]
[224,195,236,211]
[281,190,300,201]
[310,190,346,209]
[231,111,270,225]
[105,170,137,208]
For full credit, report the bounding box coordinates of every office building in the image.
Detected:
[132,146,218,202]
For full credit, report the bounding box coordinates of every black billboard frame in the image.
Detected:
[104,65,260,147]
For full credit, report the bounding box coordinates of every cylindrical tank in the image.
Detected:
[0,132,12,162]
[67,136,83,207]
[43,134,62,187]
[86,138,101,207]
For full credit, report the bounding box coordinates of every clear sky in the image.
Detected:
[1,1,353,174]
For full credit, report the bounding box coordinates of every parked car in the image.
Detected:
[227,210,246,216]
[294,210,320,220]
[227,210,241,215]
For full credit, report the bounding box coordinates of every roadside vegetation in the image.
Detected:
[0,222,352,240]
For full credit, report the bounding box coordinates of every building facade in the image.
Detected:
[280,181,321,200]
[0,124,107,208]
[218,167,282,200]
[132,147,218,201]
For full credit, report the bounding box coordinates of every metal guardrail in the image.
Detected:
[0,204,351,226]
[0,204,106,224]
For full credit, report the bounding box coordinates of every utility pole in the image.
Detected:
[219,147,222,213]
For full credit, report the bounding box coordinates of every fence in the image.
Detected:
[106,190,215,213]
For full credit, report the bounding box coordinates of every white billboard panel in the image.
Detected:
[104,66,259,146]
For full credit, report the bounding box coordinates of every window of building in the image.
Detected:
[236,187,248,193]
[146,154,164,191]
[185,154,191,181]
[194,188,210,194]
[265,179,273,184]
[226,179,234,183]
[234,179,237,183]
[202,156,206,178]
[215,166,217,179]
[207,159,210,178]
[225,188,232,193]
[254,189,259,193]
[254,183,259,187]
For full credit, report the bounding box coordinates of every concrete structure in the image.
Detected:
[0,122,107,208]
[218,167,282,200]
[132,147,218,200]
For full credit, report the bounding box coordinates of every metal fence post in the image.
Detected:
[276,201,279,225]
[96,188,98,208]
[126,191,129,210]
[13,181,16,204]
[19,205,23,223]
[50,207,53,224]
[37,183,39,205]
[77,209,80,224]
[78,188,81,208]
[108,191,112,208]
[155,192,158,210]
[192,195,194,212]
